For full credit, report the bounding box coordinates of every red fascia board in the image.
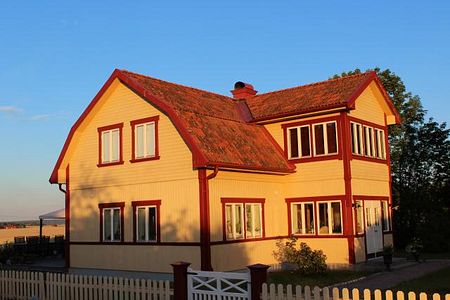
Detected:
[345,72,377,110]
[211,162,295,174]
[373,76,401,124]
[250,105,348,123]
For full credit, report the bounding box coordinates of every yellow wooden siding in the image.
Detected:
[70,178,199,243]
[349,82,387,126]
[354,237,366,263]
[70,244,200,273]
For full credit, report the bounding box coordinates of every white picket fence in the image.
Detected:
[0,270,173,300]
[261,284,450,300]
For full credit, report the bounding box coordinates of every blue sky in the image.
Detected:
[0,1,449,221]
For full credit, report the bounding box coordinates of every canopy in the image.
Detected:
[39,208,65,220]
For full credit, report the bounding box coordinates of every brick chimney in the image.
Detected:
[231,81,257,100]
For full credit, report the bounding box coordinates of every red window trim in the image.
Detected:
[131,200,161,243]
[97,123,124,167]
[130,116,160,163]
[352,196,393,235]
[220,198,266,241]
[282,116,343,163]
[347,116,388,165]
[285,196,346,237]
[98,202,125,243]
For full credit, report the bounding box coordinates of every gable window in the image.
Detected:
[130,116,160,163]
[291,202,315,235]
[222,198,265,241]
[99,203,124,242]
[132,200,161,243]
[286,119,338,161]
[317,201,342,235]
[98,123,124,166]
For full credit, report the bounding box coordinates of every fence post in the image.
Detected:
[248,263,270,300]
[171,261,190,300]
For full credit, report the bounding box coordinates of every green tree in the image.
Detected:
[333,68,450,251]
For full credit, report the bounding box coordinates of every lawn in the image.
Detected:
[268,270,372,287]
[391,267,450,295]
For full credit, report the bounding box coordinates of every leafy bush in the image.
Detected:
[274,237,327,274]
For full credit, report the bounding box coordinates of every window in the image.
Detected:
[317,201,342,234]
[286,120,338,160]
[354,200,364,234]
[132,200,161,242]
[291,202,315,235]
[99,203,124,242]
[350,120,386,160]
[130,116,160,162]
[98,123,123,166]
[222,199,264,240]
[381,201,390,231]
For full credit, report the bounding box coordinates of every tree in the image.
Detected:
[333,68,450,251]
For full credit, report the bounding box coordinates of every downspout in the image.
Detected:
[58,184,67,194]
[199,165,219,271]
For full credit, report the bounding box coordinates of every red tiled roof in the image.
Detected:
[246,72,376,121]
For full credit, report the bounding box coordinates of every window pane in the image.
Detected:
[374,130,380,158]
[331,202,342,234]
[146,123,155,157]
[104,209,112,241]
[304,203,315,234]
[113,209,121,241]
[355,201,364,234]
[253,205,262,237]
[289,128,299,158]
[382,202,389,231]
[111,129,119,162]
[225,205,233,239]
[326,122,337,154]
[368,128,374,157]
[364,127,370,156]
[314,124,325,155]
[300,126,311,157]
[235,205,243,238]
[318,203,329,234]
[351,123,356,154]
[137,207,146,241]
[148,207,157,241]
[380,131,386,159]
[246,204,253,237]
[356,124,362,154]
[102,131,110,163]
[136,125,144,158]
[292,204,302,234]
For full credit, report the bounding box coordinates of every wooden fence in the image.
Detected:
[0,270,173,299]
[261,284,450,300]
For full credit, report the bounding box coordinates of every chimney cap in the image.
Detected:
[234,81,254,90]
[231,81,257,100]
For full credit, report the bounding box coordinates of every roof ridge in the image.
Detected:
[119,69,234,100]
[254,71,374,98]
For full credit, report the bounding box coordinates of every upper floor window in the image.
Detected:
[222,198,264,241]
[285,119,339,161]
[99,202,124,242]
[351,121,386,160]
[130,116,160,163]
[98,123,123,166]
[132,200,161,243]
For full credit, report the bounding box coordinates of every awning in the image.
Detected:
[39,208,65,220]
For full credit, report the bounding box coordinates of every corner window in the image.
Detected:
[317,201,342,235]
[351,120,386,160]
[99,203,124,242]
[130,116,160,162]
[98,123,123,166]
[291,202,315,235]
[132,200,161,242]
[222,198,264,240]
[351,122,364,155]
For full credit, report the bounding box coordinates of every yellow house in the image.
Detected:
[50,69,400,273]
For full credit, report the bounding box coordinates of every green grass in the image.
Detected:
[268,270,372,287]
[391,267,450,295]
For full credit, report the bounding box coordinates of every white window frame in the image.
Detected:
[286,125,311,159]
[101,129,120,164]
[134,121,156,159]
[135,205,158,242]
[225,203,245,240]
[245,203,263,238]
[316,201,343,235]
[312,121,338,156]
[290,202,315,235]
[103,207,121,242]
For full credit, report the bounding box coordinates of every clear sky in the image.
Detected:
[0,1,449,221]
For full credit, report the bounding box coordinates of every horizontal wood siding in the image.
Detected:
[349,82,386,126]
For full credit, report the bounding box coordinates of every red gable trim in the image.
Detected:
[49,69,209,184]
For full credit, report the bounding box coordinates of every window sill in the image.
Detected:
[130,156,160,163]
[288,153,341,164]
[97,161,124,168]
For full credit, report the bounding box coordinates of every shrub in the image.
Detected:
[274,237,327,274]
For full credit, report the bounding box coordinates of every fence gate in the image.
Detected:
[187,268,250,300]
